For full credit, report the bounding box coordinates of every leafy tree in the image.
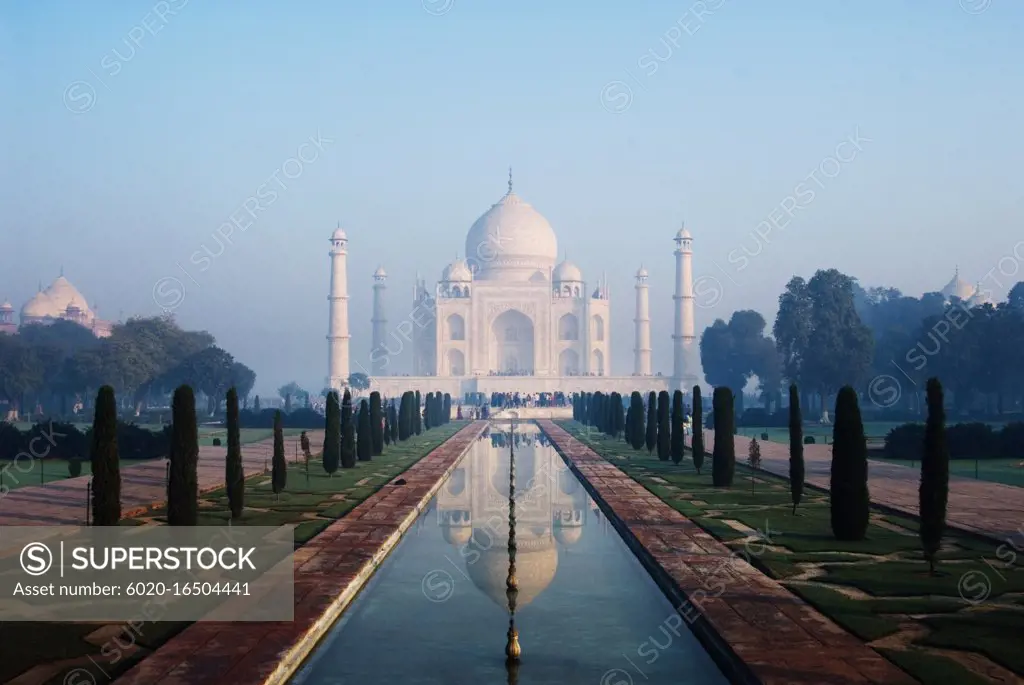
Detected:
[645,391,657,453]
[670,390,684,464]
[271,410,286,496]
[300,430,311,458]
[773,276,812,388]
[370,391,384,455]
[748,437,761,493]
[323,391,340,475]
[341,389,356,468]
[656,391,670,461]
[788,384,804,514]
[692,386,705,474]
[712,387,735,486]
[348,372,371,391]
[830,386,869,541]
[920,378,949,574]
[278,382,308,412]
[167,385,199,526]
[159,346,240,415]
[226,387,244,518]
[700,310,782,416]
[90,385,121,525]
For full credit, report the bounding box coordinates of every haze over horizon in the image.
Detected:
[4,0,1022,396]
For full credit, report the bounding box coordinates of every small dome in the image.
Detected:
[636,265,649,278]
[0,300,12,311]
[676,225,692,240]
[373,265,387,279]
[968,284,993,307]
[553,259,582,282]
[553,525,582,546]
[331,227,347,241]
[442,525,472,546]
[442,259,473,282]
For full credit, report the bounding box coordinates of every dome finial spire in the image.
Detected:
[60,265,64,277]
[508,166,513,194]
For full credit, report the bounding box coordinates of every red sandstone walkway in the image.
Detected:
[0,431,325,526]
[539,420,914,685]
[114,420,487,685]
[700,430,1024,543]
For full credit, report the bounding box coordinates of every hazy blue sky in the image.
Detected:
[3,1,1022,396]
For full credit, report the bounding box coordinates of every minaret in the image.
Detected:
[327,226,350,391]
[634,265,652,376]
[371,265,388,376]
[673,224,696,388]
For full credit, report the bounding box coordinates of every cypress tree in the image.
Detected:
[390,401,400,443]
[920,378,949,575]
[788,384,804,514]
[90,385,121,525]
[254,395,261,412]
[226,387,244,518]
[167,385,199,526]
[606,392,618,437]
[830,386,869,541]
[271,410,287,496]
[671,390,685,464]
[323,391,340,475]
[443,393,452,423]
[398,392,410,440]
[300,430,311,458]
[424,392,434,430]
[370,391,384,455]
[383,406,392,446]
[645,391,657,454]
[711,387,735,486]
[357,399,372,461]
[629,392,645,450]
[414,390,422,435]
[340,389,357,468]
[657,391,670,461]
[692,386,705,474]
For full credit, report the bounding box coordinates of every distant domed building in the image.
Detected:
[2,273,113,337]
[939,267,994,307]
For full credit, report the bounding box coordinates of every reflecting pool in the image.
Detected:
[291,422,727,685]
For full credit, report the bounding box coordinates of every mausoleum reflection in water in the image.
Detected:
[291,421,727,685]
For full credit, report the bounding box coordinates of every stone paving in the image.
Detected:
[114,420,487,685]
[0,431,325,526]
[703,430,1024,543]
[538,420,915,685]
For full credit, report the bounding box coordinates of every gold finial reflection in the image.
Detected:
[505,413,521,664]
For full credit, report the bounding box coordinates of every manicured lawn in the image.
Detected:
[558,421,1024,685]
[874,457,1024,488]
[0,422,469,685]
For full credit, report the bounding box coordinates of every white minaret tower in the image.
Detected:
[371,265,387,376]
[327,226,350,391]
[634,265,652,376]
[673,224,697,389]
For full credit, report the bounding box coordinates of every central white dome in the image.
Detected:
[465,189,558,281]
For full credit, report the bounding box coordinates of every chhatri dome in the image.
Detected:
[441,258,473,282]
[552,258,582,283]
[464,169,558,281]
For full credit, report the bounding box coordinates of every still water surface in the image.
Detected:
[291,422,727,685]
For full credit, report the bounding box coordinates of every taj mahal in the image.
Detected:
[325,172,701,399]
